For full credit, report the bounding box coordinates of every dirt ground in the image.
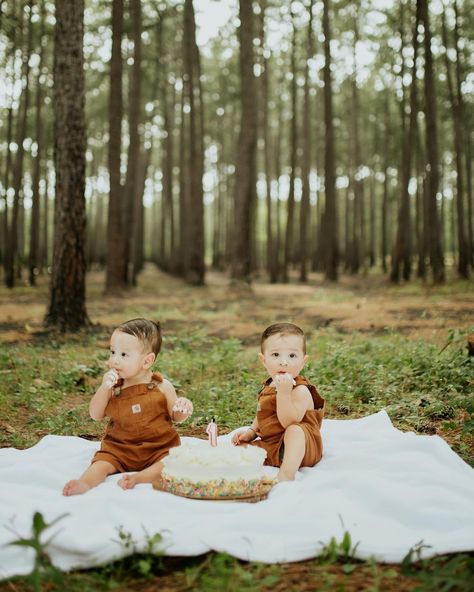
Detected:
[1,265,472,345]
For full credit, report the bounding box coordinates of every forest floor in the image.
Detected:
[0,264,473,591]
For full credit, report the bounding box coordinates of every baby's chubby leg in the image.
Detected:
[118,460,165,490]
[63,460,116,496]
[278,424,306,482]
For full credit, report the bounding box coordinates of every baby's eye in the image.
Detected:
[271,352,279,357]
[110,350,115,355]
[121,352,127,357]
[289,353,297,358]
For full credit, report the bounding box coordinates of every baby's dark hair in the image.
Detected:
[261,322,306,354]
[116,318,162,355]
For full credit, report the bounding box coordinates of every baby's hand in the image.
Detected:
[232,429,253,446]
[172,397,193,417]
[274,372,296,392]
[103,369,119,389]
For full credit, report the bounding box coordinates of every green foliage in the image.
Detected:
[317,529,359,567]
[401,543,474,592]
[107,526,165,579]
[184,552,280,592]
[310,330,474,464]
[8,511,68,592]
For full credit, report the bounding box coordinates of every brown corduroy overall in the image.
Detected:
[250,375,325,468]
[92,371,180,472]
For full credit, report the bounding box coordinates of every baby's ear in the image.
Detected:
[258,352,265,366]
[144,352,156,368]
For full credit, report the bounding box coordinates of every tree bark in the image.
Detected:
[44,0,89,331]
[105,0,124,292]
[441,3,469,277]
[420,0,444,283]
[391,1,420,282]
[282,8,298,282]
[5,0,33,287]
[231,0,257,282]
[182,0,205,284]
[322,0,338,280]
[125,0,143,286]
[29,0,46,286]
[299,0,314,282]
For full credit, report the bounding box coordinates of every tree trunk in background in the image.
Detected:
[121,0,142,285]
[2,24,16,270]
[274,67,285,279]
[283,9,298,282]
[416,122,427,279]
[349,5,363,275]
[45,0,89,331]
[5,0,33,287]
[466,129,474,268]
[29,0,46,286]
[182,0,205,284]
[105,0,124,292]
[178,75,188,277]
[299,0,314,282]
[442,2,468,278]
[41,158,50,271]
[420,0,444,283]
[322,0,338,280]
[391,1,420,283]
[259,0,277,283]
[231,0,257,282]
[381,91,390,273]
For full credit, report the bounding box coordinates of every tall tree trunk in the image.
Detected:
[41,158,50,271]
[442,2,468,277]
[231,0,257,282]
[391,1,420,282]
[45,0,89,331]
[29,0,46,286]
[5,0,33,287]
[420,0,444,283]
[299,0,314,282]
[381,91,390,273]
[274,67,285,279]
[349,5,363,274]
[182,0,205,284]
[105,0,124,292]
[2,37,16,270]
[283,9,298,282]
[322,0,338,280]
[122,0,142,285]
[259,0,277,282]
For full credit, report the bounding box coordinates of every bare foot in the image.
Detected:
[63,479,91,496]
[118,474,137,490]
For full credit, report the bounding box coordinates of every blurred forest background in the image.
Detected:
[0,0,473,330]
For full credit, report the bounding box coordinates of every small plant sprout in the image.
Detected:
[8,511,68,592]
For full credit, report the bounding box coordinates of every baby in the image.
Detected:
[63,318,192,495]
[232,322,324,481]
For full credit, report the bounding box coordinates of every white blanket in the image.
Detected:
[1,410,474,579]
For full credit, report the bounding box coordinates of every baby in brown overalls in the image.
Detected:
[63,318,193,495]
[232,322,324,481]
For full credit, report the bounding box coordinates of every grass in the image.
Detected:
[0,266,473,590]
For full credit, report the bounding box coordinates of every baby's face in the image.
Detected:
[259,333,308,379]
[107,330,150,380]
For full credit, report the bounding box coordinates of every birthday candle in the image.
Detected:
[206,417,218,447]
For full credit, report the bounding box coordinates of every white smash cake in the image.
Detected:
[159,440,276,499]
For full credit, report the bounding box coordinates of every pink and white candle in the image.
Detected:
[206,417,218,447]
